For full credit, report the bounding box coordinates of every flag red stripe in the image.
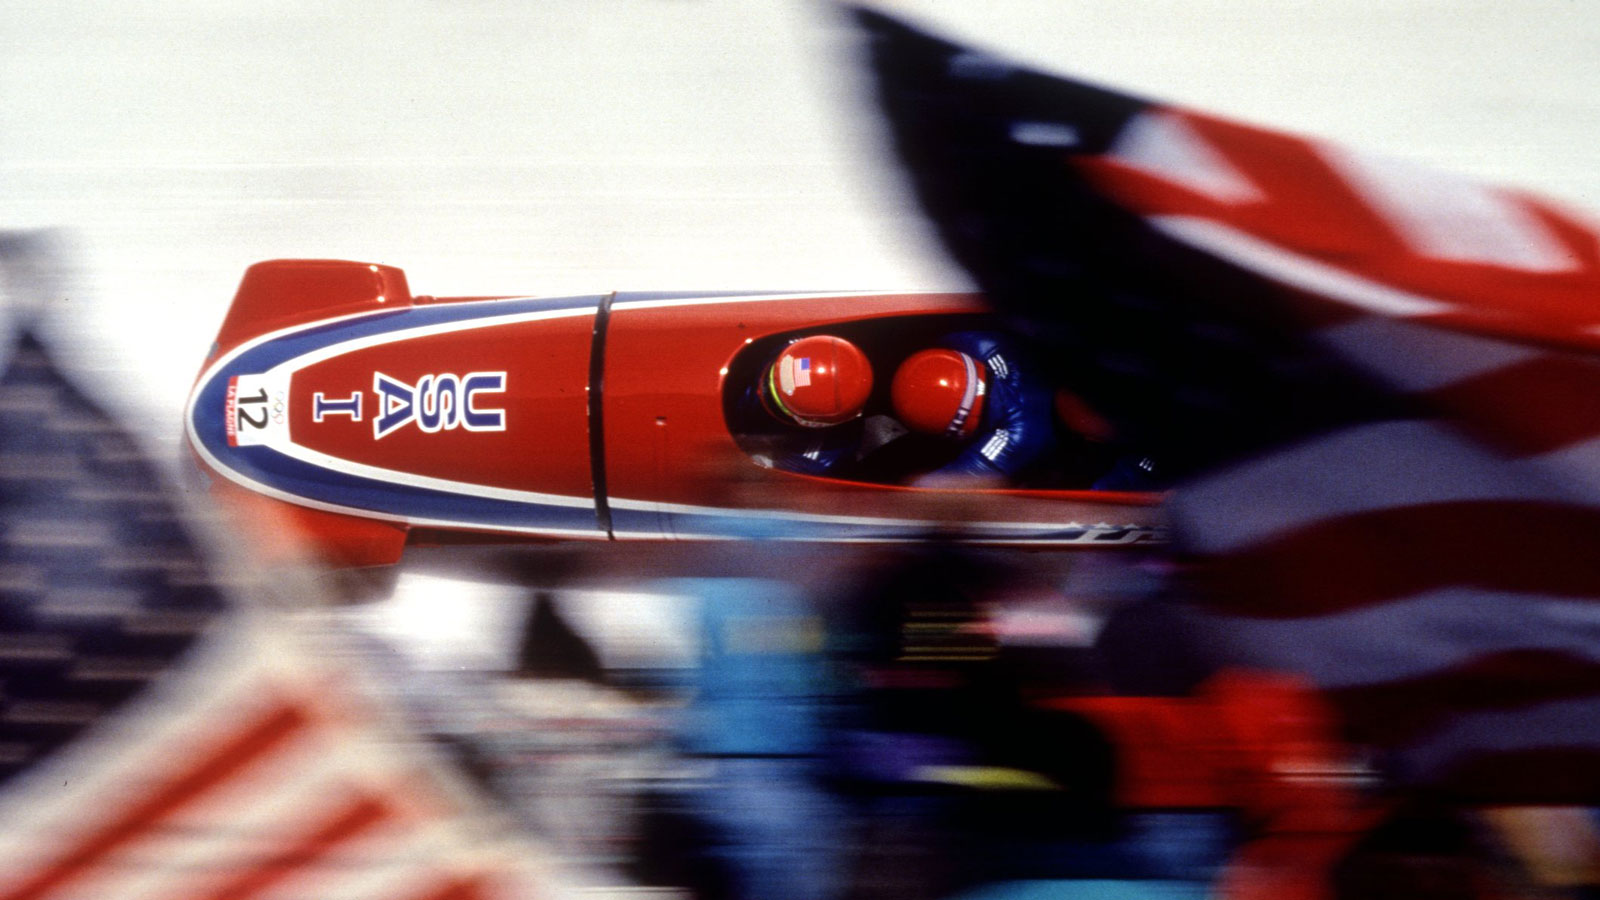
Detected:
[1085,110,1600,350]
[1426,353,1600,455]
[1188,501,1600,618]
[1424,748,1600,804]
[1184,114,1419,265]
[400,874,495,900]
[0,699,310,900]
[1326,649,1600,746]
[1081,113,1415,274]
[190,792,395,900]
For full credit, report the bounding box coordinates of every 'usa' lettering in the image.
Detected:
[372,371,506,439]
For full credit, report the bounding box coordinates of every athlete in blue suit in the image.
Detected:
[891,331,1059,481]
[733,329,1157,489]
[891,331,1161,489]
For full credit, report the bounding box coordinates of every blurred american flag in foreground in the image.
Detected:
[0,235,554,900]
[0,613,536,900]
[855,7,1600,801]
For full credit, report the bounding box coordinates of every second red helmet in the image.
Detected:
[762,335,874,428]
[891,348,987,438]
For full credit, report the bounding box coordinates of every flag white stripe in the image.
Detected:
[109,734,345,900]
[1399,694,1600,782]
[310,812,533,900]
[1320,144,1580,273]
[1192,588,1600,689]
[303,828,474,900]
[0,612,560,899]
[1315,317,1538,393]
[1172,419,1591,554]
[225,810,414,900]
[1109,111,1265,205]
[1149,215,1456,317]
[1531,435,1600,499]
[0,617,286,849]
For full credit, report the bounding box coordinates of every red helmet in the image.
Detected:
[762,335,873,428]
[892,349,987,438]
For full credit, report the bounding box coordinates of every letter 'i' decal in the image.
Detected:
[312,391,363,423]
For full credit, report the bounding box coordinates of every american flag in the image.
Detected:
[0,241,555,899]
[856,8,1600,801]
[0,615,545,900]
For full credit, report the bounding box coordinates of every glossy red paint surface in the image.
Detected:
[600,292,1159,535]
[215,260,413,356]
[191,261,1166,554]
[602,293,977,510]
[289,314,596,498]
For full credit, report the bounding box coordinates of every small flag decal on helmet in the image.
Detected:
[780,356,812,395]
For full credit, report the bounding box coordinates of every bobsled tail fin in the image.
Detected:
[212,259,412,355]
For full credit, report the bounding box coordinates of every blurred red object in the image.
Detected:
[1048,670,1382,900]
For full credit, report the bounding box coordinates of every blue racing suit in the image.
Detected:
[924,331,1058,480]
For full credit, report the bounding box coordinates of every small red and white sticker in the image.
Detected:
[224,373,288,447]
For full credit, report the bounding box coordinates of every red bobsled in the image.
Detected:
[185,260,1162,566]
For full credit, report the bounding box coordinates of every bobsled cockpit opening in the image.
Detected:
[721,313,1161,492]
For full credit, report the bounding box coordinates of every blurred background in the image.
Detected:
[5,1,1600,897]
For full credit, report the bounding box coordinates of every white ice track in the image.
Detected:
[6,0,1599,656]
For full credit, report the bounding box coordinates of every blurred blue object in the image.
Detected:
[673,577,831,757]
[1121,813,1235,883]
[664,577,846,900]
